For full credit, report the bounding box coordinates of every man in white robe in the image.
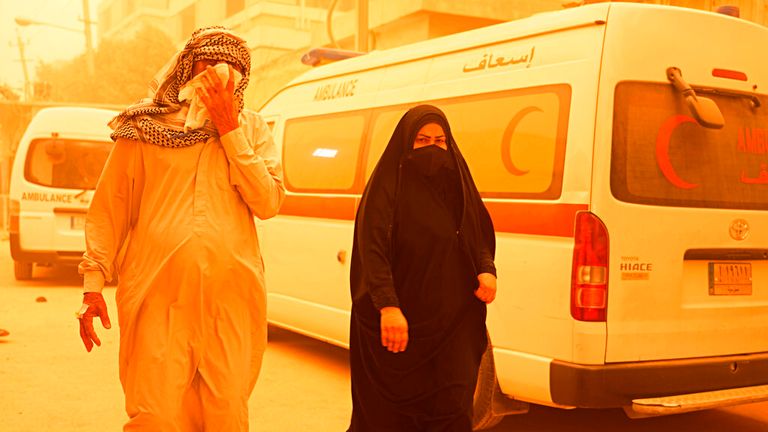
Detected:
[75,26,284,431]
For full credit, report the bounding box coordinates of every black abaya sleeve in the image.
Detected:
[352,179,401,311]
[476,249,497,277]
[358,216,400,310]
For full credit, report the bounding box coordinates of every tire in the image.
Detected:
[14,261,33,281]
[472,334,504,430]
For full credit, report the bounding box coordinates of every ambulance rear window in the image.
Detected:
[24,138,112,190]
[611,82,768,210]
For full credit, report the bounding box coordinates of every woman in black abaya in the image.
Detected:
[348,105,497,432]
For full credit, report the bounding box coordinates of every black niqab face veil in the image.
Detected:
[350,104,496,309]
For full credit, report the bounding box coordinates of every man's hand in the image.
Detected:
[197,64,239,136]
[474,272,497,304]
[380,306,408,353]
[77,292,111,352]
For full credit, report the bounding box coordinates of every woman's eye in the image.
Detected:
[415,137,445,146]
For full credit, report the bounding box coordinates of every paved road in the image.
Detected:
[0,245,351,432]
[0,241,766,431]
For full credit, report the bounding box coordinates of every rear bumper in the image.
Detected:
[9,233,84,265]
[550,352,768,408]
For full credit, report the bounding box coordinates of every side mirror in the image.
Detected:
[666,67,725,129]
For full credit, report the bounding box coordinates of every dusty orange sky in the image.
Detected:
[0,0,102,94]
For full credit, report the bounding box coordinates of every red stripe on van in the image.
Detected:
[279,194,586,237]
[485,202,586,237]
[280,194,359,220]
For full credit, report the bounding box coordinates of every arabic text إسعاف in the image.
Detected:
[740,163,768,185]
[462,47,536,73]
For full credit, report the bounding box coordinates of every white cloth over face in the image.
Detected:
[109,27,252,148]
[178,63,243,133]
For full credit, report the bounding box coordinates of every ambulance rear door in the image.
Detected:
[591,4,768,363]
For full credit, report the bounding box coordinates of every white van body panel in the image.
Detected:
[9,107,117,269]
[265,215,355,347]
[591,6,768,363]
[259,2,768,412]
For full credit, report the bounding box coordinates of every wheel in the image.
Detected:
[472,333,504,430]
[14,261,33,281]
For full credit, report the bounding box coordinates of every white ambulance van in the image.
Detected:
[9,106,118,280]
[257,2,768,427]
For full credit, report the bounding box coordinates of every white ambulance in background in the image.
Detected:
[9,107,117,280]
[257,2,768,428]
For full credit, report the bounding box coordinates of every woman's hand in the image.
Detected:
[196,64,239,136]
[475,272,497,304]
[380,306,408,353]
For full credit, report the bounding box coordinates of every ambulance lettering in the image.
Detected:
[737,127,768,154]
[313,79,358,101]
[462,46,536,73]
[737,127,768,184]
[21,192,74,204]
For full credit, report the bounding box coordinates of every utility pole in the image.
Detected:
[356,0,369,52]
[82,0,96,79]
[14,28,31,101]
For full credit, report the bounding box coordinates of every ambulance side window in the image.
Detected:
[283,113,367,193]
[364,85,571,199]
[364,109,409,180]
[438,84,571,199]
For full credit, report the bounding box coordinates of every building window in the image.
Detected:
[226,0,245,17]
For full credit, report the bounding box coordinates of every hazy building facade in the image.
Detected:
[97,0,768,108]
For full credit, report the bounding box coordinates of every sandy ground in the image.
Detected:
[0,251,352,432]
[1,241,767,432]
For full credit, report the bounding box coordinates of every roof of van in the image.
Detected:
[23,106,118,139]
[260,2,740,109]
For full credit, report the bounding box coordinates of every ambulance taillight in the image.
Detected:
[9,199,19,233]
[570,211,609,322]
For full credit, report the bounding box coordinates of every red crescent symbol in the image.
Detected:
[656,114,699,189]
[502,106,543,176]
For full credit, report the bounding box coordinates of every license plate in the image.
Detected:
[70,215,86,230]
[708,262,752,295]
